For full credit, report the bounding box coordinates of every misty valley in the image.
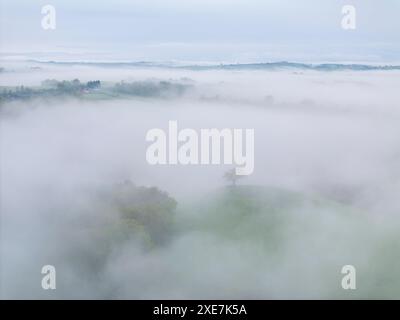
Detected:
[1,60,400,299]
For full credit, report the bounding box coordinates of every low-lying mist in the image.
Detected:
[1,61,400,298]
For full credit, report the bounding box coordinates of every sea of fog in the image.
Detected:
[1,60,400,298]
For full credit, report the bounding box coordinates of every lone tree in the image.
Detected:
[223,168,244,187]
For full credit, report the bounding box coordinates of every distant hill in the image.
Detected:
[179,185,366,247]
[29,60,400,71]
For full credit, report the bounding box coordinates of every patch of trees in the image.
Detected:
[109,180,177,246]
[47,181,178,277]
[0,78,193,104]
[87,80,101,89]
[0,86,35,102]
[0,79,102,103]
[53,79,101,93]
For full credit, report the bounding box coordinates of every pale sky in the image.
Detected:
[0,0,399,62]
